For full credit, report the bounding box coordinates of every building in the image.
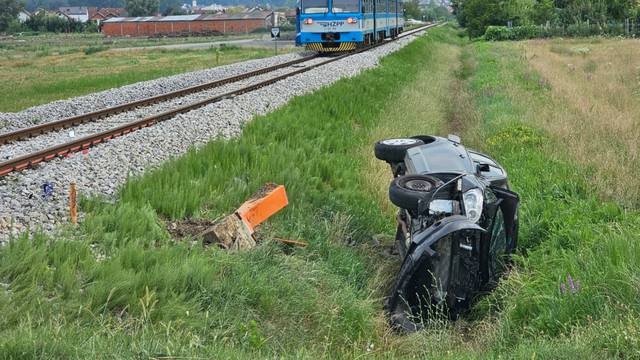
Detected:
[90,8,127,25]
[18,10,31,23]
[195,4,227,14]
[101,11,274,37]
[58,7,95,22]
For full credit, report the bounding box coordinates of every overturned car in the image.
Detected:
[374,135,520,332]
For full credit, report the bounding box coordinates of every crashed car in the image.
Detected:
[374,135,520,332]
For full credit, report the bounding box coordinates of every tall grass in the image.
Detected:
[0,27,461,358]
[2,26,639,358]
[457,41,640,358]
[521,38,640,207]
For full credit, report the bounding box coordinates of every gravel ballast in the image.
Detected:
[0,52,308,133]
[0,31,426,242]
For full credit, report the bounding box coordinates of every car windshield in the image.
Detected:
[332,0,359,12]
[303,0,328,13]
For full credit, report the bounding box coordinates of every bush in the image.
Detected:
[513,25,547,39]
[486,25,554,41]
[7,19,25,34]
[485,26,513,41]
[83,46,108,55]
[250,27,269,34]
[24,13,87,33]
[486,22,638,41]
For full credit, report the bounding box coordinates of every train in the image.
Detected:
[295,0,405,52]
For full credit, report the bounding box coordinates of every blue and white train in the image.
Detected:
[295,0,404,52]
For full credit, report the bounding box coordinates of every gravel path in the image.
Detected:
[0,31,425,242]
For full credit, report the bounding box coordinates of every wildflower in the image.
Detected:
[559,273,581,296]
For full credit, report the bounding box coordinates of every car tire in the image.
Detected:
[410,135,437,145]
[389,175,444,212]
[374,138,424,163]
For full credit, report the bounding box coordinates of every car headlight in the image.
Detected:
[463,188,483,223]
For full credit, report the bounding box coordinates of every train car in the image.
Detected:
[295,0,404,52]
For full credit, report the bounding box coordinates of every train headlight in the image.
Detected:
[304,18,313,25]
[347,17,357,24]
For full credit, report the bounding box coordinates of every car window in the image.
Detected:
[469,151,505,177]
[469,151,497,166]
[488,209,508,280]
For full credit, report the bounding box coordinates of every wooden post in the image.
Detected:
[70,182,77,225]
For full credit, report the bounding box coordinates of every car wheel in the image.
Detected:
[374,138,424,163]
[389,175,444,212]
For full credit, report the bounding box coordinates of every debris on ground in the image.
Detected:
[167,183,289,251]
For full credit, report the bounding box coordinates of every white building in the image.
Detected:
[18,10,31,23]
[58,7,90,22]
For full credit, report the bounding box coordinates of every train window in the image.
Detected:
[302,0,328,13]
[332,0,359,13]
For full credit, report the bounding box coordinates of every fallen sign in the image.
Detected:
[198,183,289,250]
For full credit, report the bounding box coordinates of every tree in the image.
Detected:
[0,0,23,33]
[162,6,186,16]
[461,0,509,37]
[451,0,467,26]
[424,0,451,21]
[160,0,183,14]
[531,0,557,24]
[502,0,536,25]
[404,0,422,20]
[454,0,640,36]
[124,0,159,17]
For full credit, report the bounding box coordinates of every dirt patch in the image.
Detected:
[249,182,279,201]
[167,216,256,250]
[167,218,215,240]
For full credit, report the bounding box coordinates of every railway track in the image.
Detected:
[0,55,319,146]
[0,24,437,178]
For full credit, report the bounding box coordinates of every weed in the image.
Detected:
[524,38,640,206]
[83,46,108,55]
[583,60,597,73]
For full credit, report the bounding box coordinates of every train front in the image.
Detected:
[296,0,363,52]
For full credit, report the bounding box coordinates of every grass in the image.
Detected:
[2,25,640,358]
[1,32,256,53]
[0,43,292,113]
[0,26,462,359]
[454,41,640,358]
[519,38,640,207]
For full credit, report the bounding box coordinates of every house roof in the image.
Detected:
[59,7,88,15]
[100,7,126,15]
[103,11,272,23]
[90,7,127,19]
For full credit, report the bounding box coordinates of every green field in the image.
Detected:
[0,34,291,113]
[1,25,639,358]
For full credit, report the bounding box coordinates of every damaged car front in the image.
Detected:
[374,135,520,332]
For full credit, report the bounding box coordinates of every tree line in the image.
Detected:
[453,0,640,37]
[404,0,452,22]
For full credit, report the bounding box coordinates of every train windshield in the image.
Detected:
[332,0,359,12]
[302,0,328,13]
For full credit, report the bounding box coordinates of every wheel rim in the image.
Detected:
[381,138,419,146]
[404,179,434,192]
